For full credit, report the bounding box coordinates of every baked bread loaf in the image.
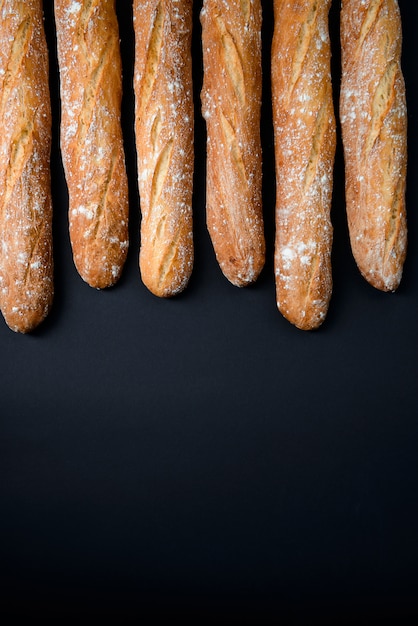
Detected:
[134,0,194,297]
[340,0,407,292]
[0,0,54,333]
[271,0,336,330]
[200,0,265,287]
[54,0,129,289]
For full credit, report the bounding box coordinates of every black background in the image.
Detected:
[1,1,417,622]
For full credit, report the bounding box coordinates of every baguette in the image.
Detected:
[340,0,407,292]
[54,0,129,289]
[134,0,194,297]
[200,0,265,287]
[0,0,54,333]
[271,0,336,330]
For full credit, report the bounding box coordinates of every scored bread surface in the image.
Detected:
[134,0,194,298]
[272,0,336,330]
[0,0,54,333]
[55,0,129,289]
[340,0,407,292]
[201,0,265,287]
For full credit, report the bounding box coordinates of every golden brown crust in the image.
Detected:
[271,0,335,330]
[55,0,129,289]
[0,0,54,333]
[134,0,194,298]
[340,0,407,292]
[201,0,265,287]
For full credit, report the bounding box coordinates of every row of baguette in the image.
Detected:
[0,0,407,333]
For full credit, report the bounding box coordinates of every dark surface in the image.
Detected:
[1,1,417,622]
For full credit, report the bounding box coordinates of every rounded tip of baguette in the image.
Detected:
[82,275,120,290]
[141,271,191,299]
[3,301,53,334]
[75,258,125,290]
[362,272,402,293]
[277,301,328,332]
[219,252,265,288]
[356,257,404,293]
